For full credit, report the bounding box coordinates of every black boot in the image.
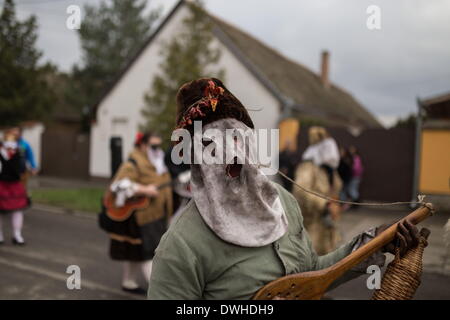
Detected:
[121,286,147,296]
[12,237,26,246]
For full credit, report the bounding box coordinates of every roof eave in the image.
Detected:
[90,0,186,121]
[211,22,290,111]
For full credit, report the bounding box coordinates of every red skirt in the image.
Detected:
[0,181,29,213]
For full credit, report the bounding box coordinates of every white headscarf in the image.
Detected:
[147,147,168,175]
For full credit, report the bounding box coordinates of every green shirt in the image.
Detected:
[148,183,363,300]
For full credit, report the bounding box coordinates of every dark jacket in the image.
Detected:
[0,151,26,182]
[338,154,353,185]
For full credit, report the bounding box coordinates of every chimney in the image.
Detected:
[321,50,330,88]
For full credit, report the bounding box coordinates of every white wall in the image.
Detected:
[22,123,44,169]
[90,3,281,178]
[90,4,193,178]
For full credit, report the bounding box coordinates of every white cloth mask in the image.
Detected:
[147,147,168,175]
[190,118,288,247]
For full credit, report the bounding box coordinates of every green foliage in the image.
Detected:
[39,63,84,124]
[31,187,104,213]
[141,1,225,145]
[297,116,327,128]
[393,113,416,129]
[290,109,327,128]
[0,0,53,127]
[71,0,160,127]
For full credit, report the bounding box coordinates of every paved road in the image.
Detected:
[0,208,142,300]
[0,206,449,300]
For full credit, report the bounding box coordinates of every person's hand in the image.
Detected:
[30,169,39,176]
[328,202,341,221]
[377,219,430,256]
[143,184,159,198]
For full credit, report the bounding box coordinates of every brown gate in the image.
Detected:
[40,123,90,179]
[296,127,415,202]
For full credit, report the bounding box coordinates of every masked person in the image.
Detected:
[296,127,343,254]
[147,78,426,300]
[99,132,173,295]
[0,134,29,245]
[302,126,340,189]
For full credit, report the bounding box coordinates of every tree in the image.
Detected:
[141,1,225,145]
[393,113,416,129]
[0,0,53,126]
[71,0,160,125]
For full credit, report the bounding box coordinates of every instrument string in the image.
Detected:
[258,164,430,210]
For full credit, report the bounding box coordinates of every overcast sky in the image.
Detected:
[8,0,450,127]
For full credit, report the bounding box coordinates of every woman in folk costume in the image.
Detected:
[100,132,173,295]
[294,127,343,255]
[147,78,425,300]
[0,133,29,245]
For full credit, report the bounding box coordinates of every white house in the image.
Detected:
[90,0,379,178]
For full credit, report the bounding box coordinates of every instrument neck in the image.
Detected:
[327,205,432,280]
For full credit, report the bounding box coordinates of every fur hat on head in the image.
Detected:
[176,78,254,133]
[308,126,327,145]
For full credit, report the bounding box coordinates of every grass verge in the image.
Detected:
[30,187,104,213]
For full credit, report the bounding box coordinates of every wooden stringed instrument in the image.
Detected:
[103,171,191,222]
[253,203,434,300]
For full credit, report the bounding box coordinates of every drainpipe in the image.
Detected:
[411,97,423,208]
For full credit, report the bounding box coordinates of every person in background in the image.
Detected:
[348,145,364,205]
[302,127,340,191]
[299,127,342,254]
[164,144,191,218]
[0,134,30,245]
[337,147,353,210]
[99,131,173,295]
[279,140,298,192]
[9,127,38,176]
